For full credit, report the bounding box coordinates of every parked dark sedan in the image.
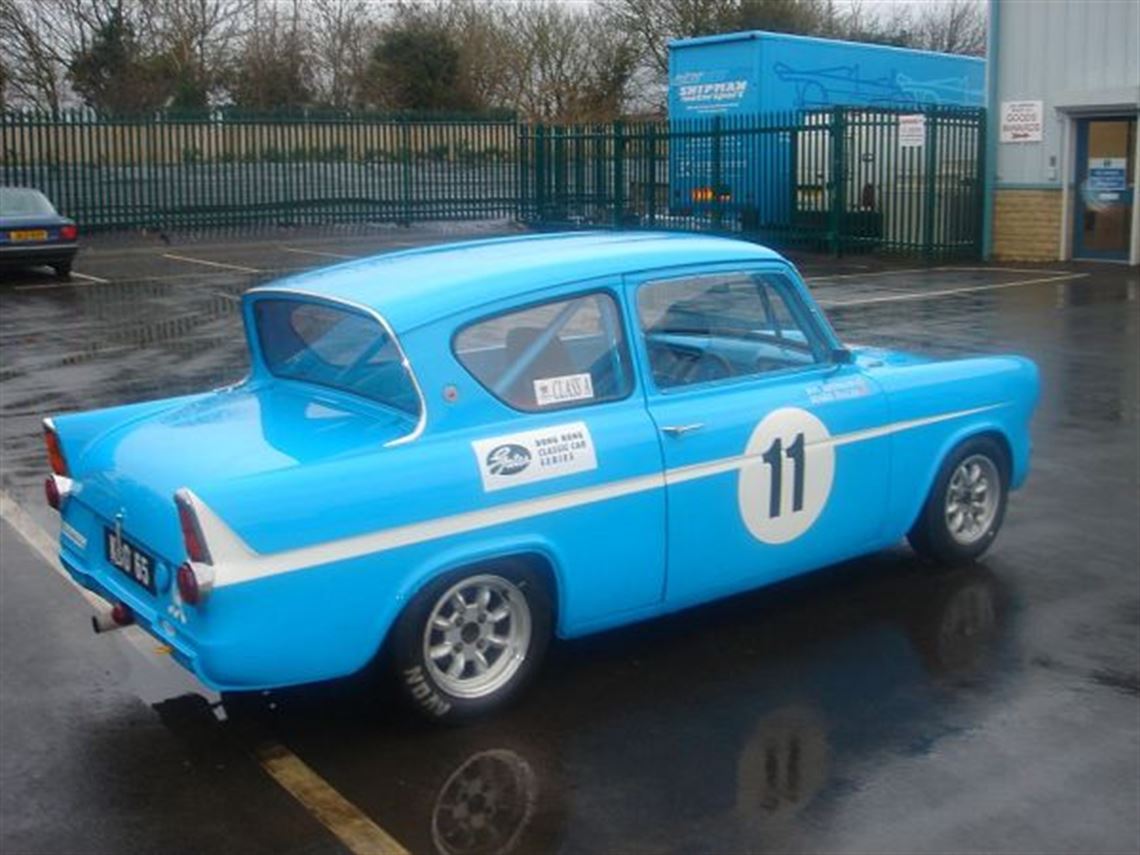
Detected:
[0,187,79,279]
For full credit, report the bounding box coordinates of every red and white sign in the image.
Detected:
[1000,101,1044,143]
[898,114,926,149]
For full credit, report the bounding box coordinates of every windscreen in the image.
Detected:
[254,298,420,417]
[0,188,57,217]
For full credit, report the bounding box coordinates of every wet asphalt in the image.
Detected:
[0,226,1137,855]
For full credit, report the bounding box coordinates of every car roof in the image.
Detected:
[251,231,788,332]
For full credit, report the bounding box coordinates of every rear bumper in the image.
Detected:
[0,243,78,266]
[60,547,215,689]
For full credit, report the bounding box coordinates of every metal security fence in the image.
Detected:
[1,111,520,231]
[518,107,986,259]
[2,107,984,257]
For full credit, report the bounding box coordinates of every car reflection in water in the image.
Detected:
[215,556,1007,855]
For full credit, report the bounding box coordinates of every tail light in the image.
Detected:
[177,562,202,604]
[175,493,212,564]
[45,476,60,510]
[174,491,214,605]
[43,420,68,476]
[59,224,78,241]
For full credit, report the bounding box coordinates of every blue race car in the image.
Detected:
[43,232,1039,722]
[0,187,79,279]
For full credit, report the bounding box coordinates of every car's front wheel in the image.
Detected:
[908,436,1009,564]
[390,566,552,724]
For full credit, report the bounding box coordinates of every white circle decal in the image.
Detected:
[738,407,834,544]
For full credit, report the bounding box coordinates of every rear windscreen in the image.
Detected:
[254,298,420,416]
[0,188,56,217]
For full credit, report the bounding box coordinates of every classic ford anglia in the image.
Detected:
[44,232,1039,722]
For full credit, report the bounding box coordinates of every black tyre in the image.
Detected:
[908,436,1010,564]
[391,564,552,724]
[53,262,72,281]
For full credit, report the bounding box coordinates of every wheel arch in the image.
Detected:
[371,539,566,664]
[908,422,1015,532]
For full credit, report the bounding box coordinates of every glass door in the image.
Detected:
[1074,117,1136,261]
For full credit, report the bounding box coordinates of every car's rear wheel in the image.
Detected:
[53,262,71,281]
[908,436,1009,564]
[391,565,552,724]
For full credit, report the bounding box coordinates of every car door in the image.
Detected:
[626,264,892,607]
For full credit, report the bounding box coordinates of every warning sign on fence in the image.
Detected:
[1000,101,1044,143]
[899,114,926,148]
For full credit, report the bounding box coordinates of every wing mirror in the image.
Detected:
[830,347,854,365]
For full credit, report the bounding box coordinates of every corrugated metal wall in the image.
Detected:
[994,0,1139,187]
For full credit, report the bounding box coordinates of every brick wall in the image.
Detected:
[992,188,1063,261]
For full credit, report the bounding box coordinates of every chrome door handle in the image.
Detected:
[661,423,704,437]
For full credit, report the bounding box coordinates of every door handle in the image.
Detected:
[661,423,704,437]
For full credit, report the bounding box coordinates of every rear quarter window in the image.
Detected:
[453,291,634,411]
[254,298,420,416]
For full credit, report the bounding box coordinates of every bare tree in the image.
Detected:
[912,0,986,57]
[150,0,252,107]
[308,0,381,109]
[232,0,314,108]
[495,1,639,123]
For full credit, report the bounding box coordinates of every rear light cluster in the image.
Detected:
[59,224,78,241]
[175,492,213,605]
[43,421,70,512]
[44,421,68,476]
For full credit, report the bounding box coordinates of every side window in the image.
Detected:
[637,272,823,389]
[454,292,634,411]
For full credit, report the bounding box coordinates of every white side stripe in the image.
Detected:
[192,402,1008,588]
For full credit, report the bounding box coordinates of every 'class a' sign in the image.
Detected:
[1000,100,1044,143]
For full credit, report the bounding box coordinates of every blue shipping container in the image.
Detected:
[667,31,985,228]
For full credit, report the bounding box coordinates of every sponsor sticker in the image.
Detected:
[534,372,594,407]
[472,421,597,492]
[805,376,871,405]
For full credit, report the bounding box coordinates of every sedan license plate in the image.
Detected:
[9,230,48,242]
[105,527,156,593]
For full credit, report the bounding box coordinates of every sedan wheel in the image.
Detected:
[423,575,533,700]
[391,565,551,724]
[908,436,1009,564]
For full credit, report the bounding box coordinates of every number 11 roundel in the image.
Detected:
[738,407,835,544]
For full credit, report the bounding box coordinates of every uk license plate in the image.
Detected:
[9,230,48,241]
[105,527,156,593]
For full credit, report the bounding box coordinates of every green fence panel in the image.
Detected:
[1,106,983,258]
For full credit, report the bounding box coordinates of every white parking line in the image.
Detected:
[70,271,111,283]
[281,246,358,260]
[162,253,263,274]
[806,265,1077,284]
[0,488,408,855]
[818,272,1088,307]
[12,270,110,291]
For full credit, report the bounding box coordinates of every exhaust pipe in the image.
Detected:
[92,602,134,634]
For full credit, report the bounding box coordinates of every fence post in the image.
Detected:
[399,120,412,226]
[973,109,986,259]
[923,111,938,259]
[612,120,625,227]
[534,123,546,221]
[828,106,846,256]
[646,123,658,227]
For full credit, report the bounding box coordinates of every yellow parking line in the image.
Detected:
[162,253,263,274]
[254,742,410,855]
